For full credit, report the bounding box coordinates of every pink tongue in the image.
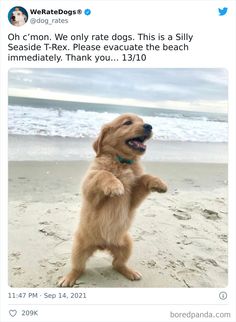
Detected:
[133,140,145,148]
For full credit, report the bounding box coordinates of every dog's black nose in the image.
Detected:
[143,123,152,132]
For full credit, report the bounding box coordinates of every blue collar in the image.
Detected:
[116,155,134,165]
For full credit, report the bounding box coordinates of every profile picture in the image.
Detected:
[8,6,28,27]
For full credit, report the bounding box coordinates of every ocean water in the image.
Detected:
[8,96,228,143]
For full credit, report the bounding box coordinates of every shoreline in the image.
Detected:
[8,134,228,163]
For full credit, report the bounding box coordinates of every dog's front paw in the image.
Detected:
[104,180,125,197]
[149,178,167,193]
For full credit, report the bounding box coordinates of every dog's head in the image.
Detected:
[93,114,153,159]
[11,8,27,26]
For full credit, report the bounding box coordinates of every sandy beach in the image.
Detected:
[8,160,228,288]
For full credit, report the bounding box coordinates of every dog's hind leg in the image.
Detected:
[58,234,96,287]
[109,233,142,281]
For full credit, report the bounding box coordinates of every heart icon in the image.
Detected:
[9,310,17,317]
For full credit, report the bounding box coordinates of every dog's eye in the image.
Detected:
[123,120,133,126]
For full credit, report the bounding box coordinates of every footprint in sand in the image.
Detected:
[202,209,221,220]
[181,236,192,245]
[38,227,67,241]
[48,260,66,267]
[11,252,21,260]
[176,268,210,287]
[193,256,218,271]
[39,221,51,225]
[141,259,158,268]
[218,234,228,243]
[173,209,191,220]
[12,267,24,275]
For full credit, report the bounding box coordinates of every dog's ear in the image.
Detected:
[93,125,110,156]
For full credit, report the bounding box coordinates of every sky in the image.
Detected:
[8,68,228,113]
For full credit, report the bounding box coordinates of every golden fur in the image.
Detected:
[59,114,167,287]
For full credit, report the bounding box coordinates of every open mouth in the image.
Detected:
[126,135,149,152]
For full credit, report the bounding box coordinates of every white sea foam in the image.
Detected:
[8,105,228,143]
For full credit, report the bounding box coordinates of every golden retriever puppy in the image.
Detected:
[59,113,167,287]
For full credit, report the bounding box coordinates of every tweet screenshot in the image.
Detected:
[0,0,236,321]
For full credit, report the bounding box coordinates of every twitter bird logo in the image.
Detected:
[218,7,228,16]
